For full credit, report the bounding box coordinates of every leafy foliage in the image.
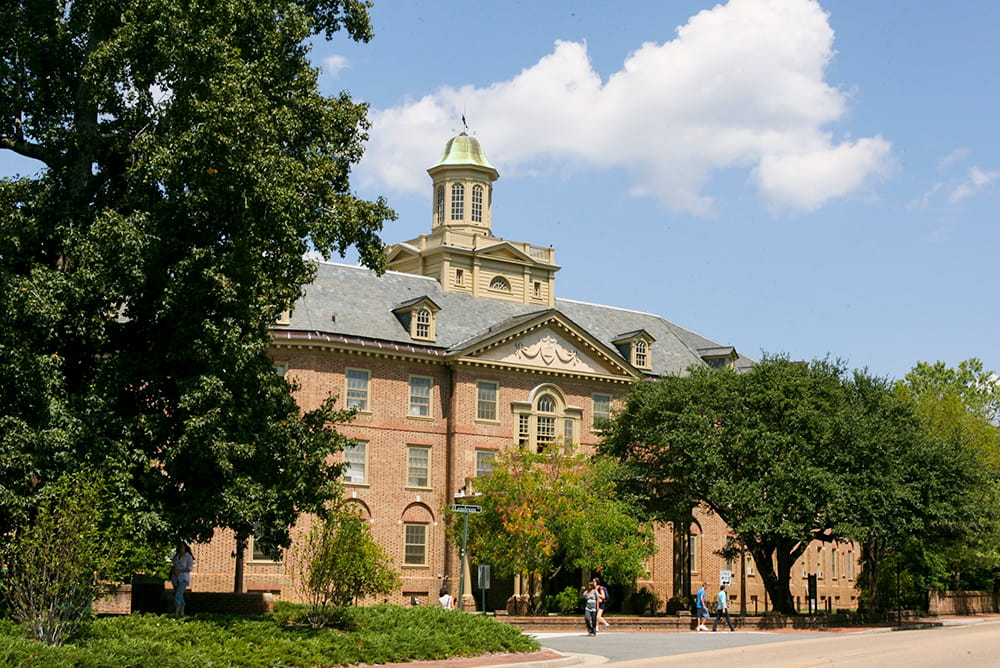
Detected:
[601,355,981,613]
[0,605,539,668]
[451,446,655,609]
[2,473,131,645]
[294,502,401,626]
[0,0,394,569]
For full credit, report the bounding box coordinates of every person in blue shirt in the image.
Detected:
[695,582,709,631]
[713,584,736,631]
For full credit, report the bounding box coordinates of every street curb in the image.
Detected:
[485,651,607,668]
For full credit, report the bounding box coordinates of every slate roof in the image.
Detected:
[282,261,753,377]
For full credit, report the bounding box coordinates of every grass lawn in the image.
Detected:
[0,603,540,667]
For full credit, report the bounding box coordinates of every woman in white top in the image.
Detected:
[438,587,457,609]
[170,541,194,616]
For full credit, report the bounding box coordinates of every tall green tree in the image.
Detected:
[0,0,394,579]
[601,356,978,614]
[452,446,655,612]
[895,359,1000,596]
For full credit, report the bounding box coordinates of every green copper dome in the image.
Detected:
[430,133,499,179]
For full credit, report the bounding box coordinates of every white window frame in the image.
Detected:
[476,381,499,422]
[407,445,431,489]
[344,441,367,485]
[409,375,433,417]
[471,184,483,222]
[404,523,428,566]
[592,393,612,427]
[450,183,464,220]
[475,450,496,478]
[346,368,370,411]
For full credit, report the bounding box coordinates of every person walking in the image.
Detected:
[594,578,610,629]
[695,582,710,631]
[712,584,736,631]
[170,541,194,616]
[580,581,600,636]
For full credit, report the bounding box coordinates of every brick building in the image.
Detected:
[192,133,860,613]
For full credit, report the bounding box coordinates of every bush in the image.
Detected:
[0,605,540,667]
[549,586,583,614]
[2,473,125,645]
[294,503,401,627]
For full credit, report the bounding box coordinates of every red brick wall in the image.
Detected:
[188,343,862,612]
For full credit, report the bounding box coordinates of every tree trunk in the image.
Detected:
[234,533,247,593]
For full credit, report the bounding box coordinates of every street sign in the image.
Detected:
[720,570,733,587]
[452,504,482,513]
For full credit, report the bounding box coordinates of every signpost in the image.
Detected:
[453,504,482,609]
[719,570,733,587]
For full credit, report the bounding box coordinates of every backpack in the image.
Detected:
[599,585,609,602]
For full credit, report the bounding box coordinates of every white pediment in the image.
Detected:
[477,328,610,374]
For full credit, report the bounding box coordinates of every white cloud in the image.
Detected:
[948,166,998,203]
[322,54,349,78]
[357,0,893,215]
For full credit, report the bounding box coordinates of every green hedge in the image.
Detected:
[0,604,539,667]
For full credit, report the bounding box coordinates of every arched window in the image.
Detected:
[472,184,484,222]
[435,185,444,224]
[414,308,431,339]
[514,386,582,453]
[450,183,464,220]
[634,339,648,368]
[489,276,510,292]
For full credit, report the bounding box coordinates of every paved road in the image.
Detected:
[535,629,831,664]
[535,618,1000,667]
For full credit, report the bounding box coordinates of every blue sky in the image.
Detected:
[3,0,997,381]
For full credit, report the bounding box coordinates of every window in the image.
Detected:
[592,393,612,427]
[273,362,288,377]
[832,548,838,579]
[802,550,809,577]
[705,356,729,369]
[472,184,483,222]
[688,534,700,575]
[407,446,430,488]
[414,308,432,339]
[847,551,854,580]
[533,281,541,298]
[517,413,530,445]
[513,387,581,453]
[344,441,367,484]
[436,185,444,224]
[404,523,427,565]
[450,183,464,220]
[250,536,281,563]
[409,376,432,417]
[563,418,574,445]
[476,450,496,478]
[634,339,648,368]
[817,547,824,579]
[747,553,756,576]
[346,368,370,410]
[455,268,464,286]
[489,275,510,292]
[476,381,498,421]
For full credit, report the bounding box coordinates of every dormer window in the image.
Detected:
[392,297,440,342]
[633,340,647,367]
[613,331,655,371]
[414,308,432,339]
[489,276,510,292]
[472,184,484,222]
[698,346,737,370]
[451,183,464,220]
